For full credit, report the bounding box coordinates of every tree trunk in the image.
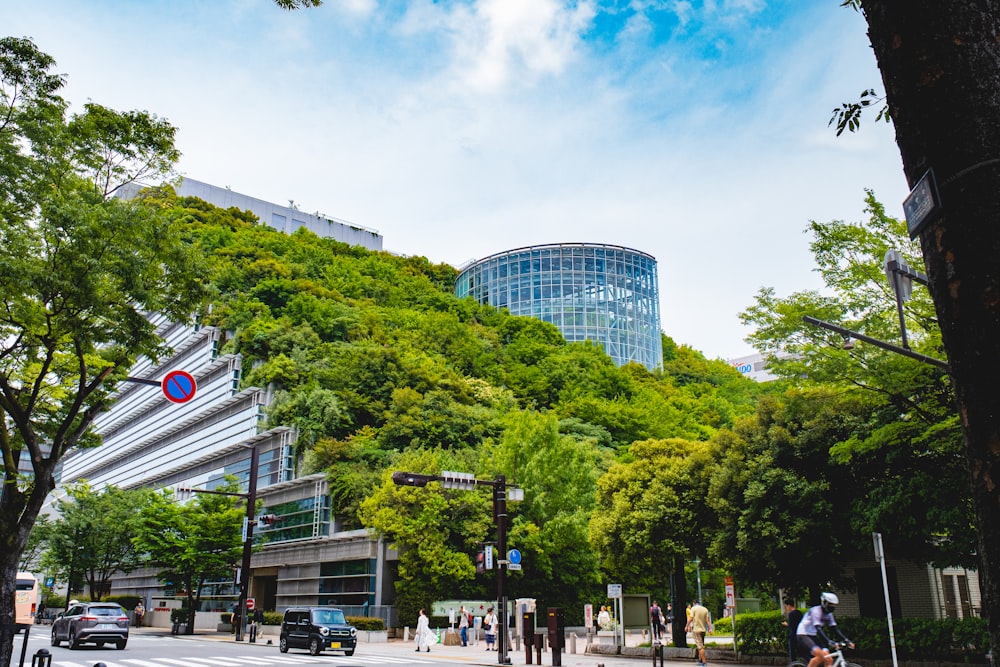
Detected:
[671,555,688,648]
[859,0,1000,652]
[0,558,17,667]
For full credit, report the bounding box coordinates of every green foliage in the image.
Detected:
[348,616,385,630]
[132,487,245,630]
[0,40,208,647]
[41,484,153,600]
[736,192,975,579]
[735,611,989,661]
[727,610,789,655]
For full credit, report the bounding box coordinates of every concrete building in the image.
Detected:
[454,243,663,370]
[118,177,383,252]
[53,183,396,627]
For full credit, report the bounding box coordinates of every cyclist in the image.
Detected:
[796,593,854,667]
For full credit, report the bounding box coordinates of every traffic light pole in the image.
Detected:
[235,443,259,642]
[495,475,511,666]
[391,470,520,666]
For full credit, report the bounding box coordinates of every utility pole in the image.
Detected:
[392,470,522,666]
[177,442,259,642]
[235,444,259,642]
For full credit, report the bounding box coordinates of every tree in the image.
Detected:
[358,448,492,625]
[132,488,245,634]
[739,192,975,571]
[274,0,322,8]
[0,38,206,666]
[489,410,605,616]
[589,437,717,646]
[845,2,1000,649]
[42,484,152,601]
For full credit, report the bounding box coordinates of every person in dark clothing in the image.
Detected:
[650,601,663,641]
[783,599,804,662]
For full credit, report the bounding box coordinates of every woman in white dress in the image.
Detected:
[415,609,434,652]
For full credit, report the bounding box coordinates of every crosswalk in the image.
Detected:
[45,653,438,667]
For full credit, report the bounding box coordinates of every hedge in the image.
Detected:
[218,611,385,630]
[729,610,989,661]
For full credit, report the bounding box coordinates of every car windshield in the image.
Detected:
[91,607,123,617]
[15,579,34,590]
[312,609,346,625]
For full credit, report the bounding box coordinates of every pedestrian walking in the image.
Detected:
[415,609,434,652]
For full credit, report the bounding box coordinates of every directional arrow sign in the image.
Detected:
[162,370,197,404]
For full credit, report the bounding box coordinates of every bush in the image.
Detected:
[730,610,786,656]
[348,616,386,631]
[170,608,189,624]
[731,611,989,662]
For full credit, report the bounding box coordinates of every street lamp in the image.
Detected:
[393,470,522,666]
[690,557,702,603]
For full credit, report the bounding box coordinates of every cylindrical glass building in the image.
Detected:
[454,243,663,370]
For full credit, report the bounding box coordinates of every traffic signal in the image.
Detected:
[257,514,278,526]
[475,551,486,575]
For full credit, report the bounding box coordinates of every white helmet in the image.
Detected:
[820,592,839,611]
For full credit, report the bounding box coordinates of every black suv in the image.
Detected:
[279,606,357,656]
[51,602,129,650]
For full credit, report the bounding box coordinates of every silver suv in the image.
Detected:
[51,602,129,650]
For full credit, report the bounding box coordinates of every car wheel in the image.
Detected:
[279,636,289,653]
[346,648,355,656]
[309,637,322,655]
[117,638,127,650]
[50,628,60,647]
[69,632,81,650]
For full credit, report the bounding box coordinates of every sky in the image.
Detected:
[4,0,910,361]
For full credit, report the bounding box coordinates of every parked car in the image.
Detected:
[51,601,129,650]
[279,606,357,656]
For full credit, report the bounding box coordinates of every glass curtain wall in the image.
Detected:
[455,243,662,370]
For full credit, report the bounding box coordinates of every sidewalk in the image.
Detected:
[135,626,753,667]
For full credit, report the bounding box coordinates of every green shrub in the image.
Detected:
[732,612,989,662]
[348,616,386,631]
[263,611,282,625]
[713,615,733,634]
[170,608,189,624]
[729,610,786,656]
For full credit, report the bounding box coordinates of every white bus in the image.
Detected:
[15,572,39,628]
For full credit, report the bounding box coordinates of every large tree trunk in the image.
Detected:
[859,0,1000,652]
[671,556,688,648]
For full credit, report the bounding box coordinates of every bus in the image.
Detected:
[15,572,39,628]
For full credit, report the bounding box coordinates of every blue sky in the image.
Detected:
[5,0,908,360]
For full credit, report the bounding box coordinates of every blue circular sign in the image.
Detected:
[508,549,522,565]
[162,369,197,404]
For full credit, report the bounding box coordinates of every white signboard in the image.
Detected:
[607,583,622,599]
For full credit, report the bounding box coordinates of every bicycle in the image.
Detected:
[788,642,862,667]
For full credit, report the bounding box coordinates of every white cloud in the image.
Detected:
[442,0,596,93]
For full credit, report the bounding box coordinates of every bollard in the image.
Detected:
[536,640,542,665]
[30,648,52,667]
[570,633,576,654]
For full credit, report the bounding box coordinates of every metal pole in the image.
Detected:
[235,444,259,642]
[695,557,702,602]
[496,475,511,665]
[873,533,899,667]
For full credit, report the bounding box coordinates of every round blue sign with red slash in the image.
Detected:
[161,370,197,404]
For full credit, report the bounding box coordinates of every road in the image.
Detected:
[12,625,719,667]
[13,628,438,667]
